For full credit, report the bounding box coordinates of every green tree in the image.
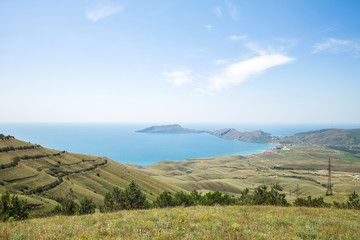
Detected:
[0,192,28,221]
[124,180,149,209]
[53,188,79,215]
[101,181,149,212]
[78,197,96,215]
[153,191,174,208]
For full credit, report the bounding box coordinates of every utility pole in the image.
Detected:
[326,158,333,196]
[296,184,299,198]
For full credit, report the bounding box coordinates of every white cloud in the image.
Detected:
[204,25,214,31]
[208,54,294,91]
[86,5,122,22]
[214,6,222,17]
[163,71,193,86]
[225,0,238,20]
[312,38,360,56]
[229,35,247,41]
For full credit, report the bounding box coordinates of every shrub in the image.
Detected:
[101,181,149,212]
[173,191,195,207]
[0,192,28,221]
[334,191,360,209]
[153,191,174,208]
[53,188,79,215]
[251,184,289,206]
[78,197,96,215]
[294,196,330,208]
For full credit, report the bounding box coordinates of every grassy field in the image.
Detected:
[2,135,360,218]
[131,145,360,201]
[1,205,359,239]
[0,137,181,217]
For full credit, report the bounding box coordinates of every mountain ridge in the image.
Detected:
[136,124,360,146]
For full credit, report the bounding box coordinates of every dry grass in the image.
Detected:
[137,146,360,198]
[1,205,359,239]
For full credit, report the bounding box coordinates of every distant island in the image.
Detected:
[212,128,277,143]
[136,124,211,134]
[136,124,360,146]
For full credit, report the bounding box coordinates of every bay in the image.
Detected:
[0,123,359,166]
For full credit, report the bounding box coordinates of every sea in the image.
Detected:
[0,123,359,166]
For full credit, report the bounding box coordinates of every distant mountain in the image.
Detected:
[279,128,360,146]
[136,125,360,146]
[212,128,276,143]
[136,124,210,134]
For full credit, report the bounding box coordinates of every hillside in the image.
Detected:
[279,128,360,146]
[1,205,359,239]
[212,128,276,142]
[136,124,210,134]
[0,136,181,217]
[133,145,360,200]
[137,125,360,147]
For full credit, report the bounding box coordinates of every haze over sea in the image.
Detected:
[1,123,359,166]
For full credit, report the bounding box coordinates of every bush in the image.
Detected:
[101,180,149,212]
[0,192,28,221]
[334,191,360,209]
[294,196,330,208]
[173,191,195,207]
[251,184,289,206]
[53,188,79,215]
[153,191,175,208]
[78,197,96,215]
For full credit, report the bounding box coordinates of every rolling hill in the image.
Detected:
[279,128,360,146]
[137,125,360,147]
[212,128,276,142]
[131,145,360,202]
[0,136,181,217]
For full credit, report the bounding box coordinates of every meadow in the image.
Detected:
[137,145,360,201]
[1,205,359,239]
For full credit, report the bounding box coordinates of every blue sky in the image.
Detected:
[1,0,359,123]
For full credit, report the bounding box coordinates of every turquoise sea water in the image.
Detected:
[0,123,359,166]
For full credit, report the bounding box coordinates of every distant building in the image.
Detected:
[275,144,284,150]
[263,151,275,154]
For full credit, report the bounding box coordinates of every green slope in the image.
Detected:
[0,136,182,217]
[131,145,360,201]
[279,128,360,146]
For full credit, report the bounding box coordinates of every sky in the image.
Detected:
[1,0,359,124]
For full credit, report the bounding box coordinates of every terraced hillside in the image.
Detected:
[0,136,181,217]
[131,145,360,202]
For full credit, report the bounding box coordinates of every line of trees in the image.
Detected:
[0,134,14,140]
[2,181,360,222]
[0,145,39,153]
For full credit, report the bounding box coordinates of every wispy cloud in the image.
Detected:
[214,6,222,17]
[207,54,294,91]
[163,70,193,86]
[204,25,214,31]
[225,0,238,20]
[312,38,360,56]
[86,4,122,22]
[229,35,247,41]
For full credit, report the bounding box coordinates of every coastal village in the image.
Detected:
[263,144,290,154]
